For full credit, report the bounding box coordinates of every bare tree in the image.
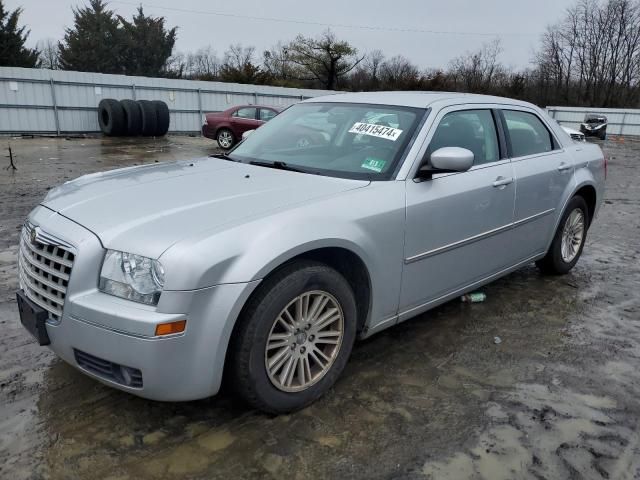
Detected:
[379,55,421,90]
[449,39,505,93]
[349,50,385,91]
[187,45,219,79]
[36,38,59,69]
[219,43,262,84]
[533,0,640,107]
[263,42,300,84]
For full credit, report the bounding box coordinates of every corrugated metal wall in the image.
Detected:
[547,106,640,136]
[0,67,334,135]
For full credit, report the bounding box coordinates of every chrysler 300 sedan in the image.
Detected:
[17,92,605,413]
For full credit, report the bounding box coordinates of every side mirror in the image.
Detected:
[418,147,474,179]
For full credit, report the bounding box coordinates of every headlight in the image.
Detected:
[99,250,165,305]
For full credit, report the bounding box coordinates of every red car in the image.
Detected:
[202,105,281,149]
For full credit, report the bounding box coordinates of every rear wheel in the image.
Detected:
[536,196,589,275]
[217,128,234,149]
[229,261,356,414]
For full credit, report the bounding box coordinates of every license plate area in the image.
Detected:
[16,290,51,345]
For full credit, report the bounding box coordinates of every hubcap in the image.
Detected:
[265,291,344,392]
[218,131,232,148]
[561,208,585,263]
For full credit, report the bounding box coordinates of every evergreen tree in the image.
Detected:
[119,7,176,77]
[0,1,39,67]
[58,0,123,73]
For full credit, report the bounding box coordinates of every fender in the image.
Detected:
[545,175,602,253]
[159,181,407,329]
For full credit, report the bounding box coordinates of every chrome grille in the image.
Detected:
[18,223,75,322]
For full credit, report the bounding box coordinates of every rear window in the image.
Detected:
[503,110,554,158]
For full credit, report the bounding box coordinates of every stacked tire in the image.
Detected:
[98,99,170,137]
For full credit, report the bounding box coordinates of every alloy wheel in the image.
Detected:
[218,130,233,149]
[265,290,344,393]
[561,208,585,263]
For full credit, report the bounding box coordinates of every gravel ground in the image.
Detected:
[0,135,638,480]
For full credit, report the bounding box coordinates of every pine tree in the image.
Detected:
[0,1,39,67]
[58,0,123,73]
[119,7,176,77]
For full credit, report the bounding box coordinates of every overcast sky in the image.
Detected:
[8,0,576,70]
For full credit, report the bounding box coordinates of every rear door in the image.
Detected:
[400,106,515,316]
[500,109,574,262]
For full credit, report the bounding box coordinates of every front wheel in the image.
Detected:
[536,196,589,275]
[229,261,357,414]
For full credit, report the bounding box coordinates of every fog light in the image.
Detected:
[155,320,186,336]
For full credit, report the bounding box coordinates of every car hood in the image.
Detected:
[42,158,369,258]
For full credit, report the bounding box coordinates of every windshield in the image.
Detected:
[229,102,426,179]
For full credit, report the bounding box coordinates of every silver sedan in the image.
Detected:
[17,92,605,413]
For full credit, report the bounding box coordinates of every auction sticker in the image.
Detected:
[349,122,403,141]
[361,157,387,173]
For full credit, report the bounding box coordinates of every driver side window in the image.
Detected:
[428,109,500,166]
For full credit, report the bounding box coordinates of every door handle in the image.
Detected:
[492,177,513,188]
[558,163,572,172]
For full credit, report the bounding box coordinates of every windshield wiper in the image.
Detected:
[210,152,240,162]
[249,160,308,173]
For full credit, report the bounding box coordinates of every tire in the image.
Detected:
[97,99,126,136]
[599,130,607,140]
[138,100,158,136]
[120,99,142,136]
[153,100,170,136]
[536,196,589,275]
[217,128,235,149]
[229,260,357,414]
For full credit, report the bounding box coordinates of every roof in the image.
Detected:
[303,91,536,110]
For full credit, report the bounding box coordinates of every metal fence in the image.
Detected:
[0,67,334,135]
[547,106,640,136]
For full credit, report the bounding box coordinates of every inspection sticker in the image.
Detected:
[348,122,403,141]
[361,157,387,173]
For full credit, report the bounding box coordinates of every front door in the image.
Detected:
[400,108,515,316]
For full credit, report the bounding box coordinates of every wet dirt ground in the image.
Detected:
[0,135,639,480]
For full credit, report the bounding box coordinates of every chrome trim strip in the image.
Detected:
[365,314,398,336]
[399,252,545,319]
[24,221,76,252]
[512,208,556,227]
[404,208,555,264]
[71,315,186,340]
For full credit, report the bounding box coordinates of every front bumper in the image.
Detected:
[48,283,256,401]
[22,206,260,401]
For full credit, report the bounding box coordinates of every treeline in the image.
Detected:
[2,0,640,108]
